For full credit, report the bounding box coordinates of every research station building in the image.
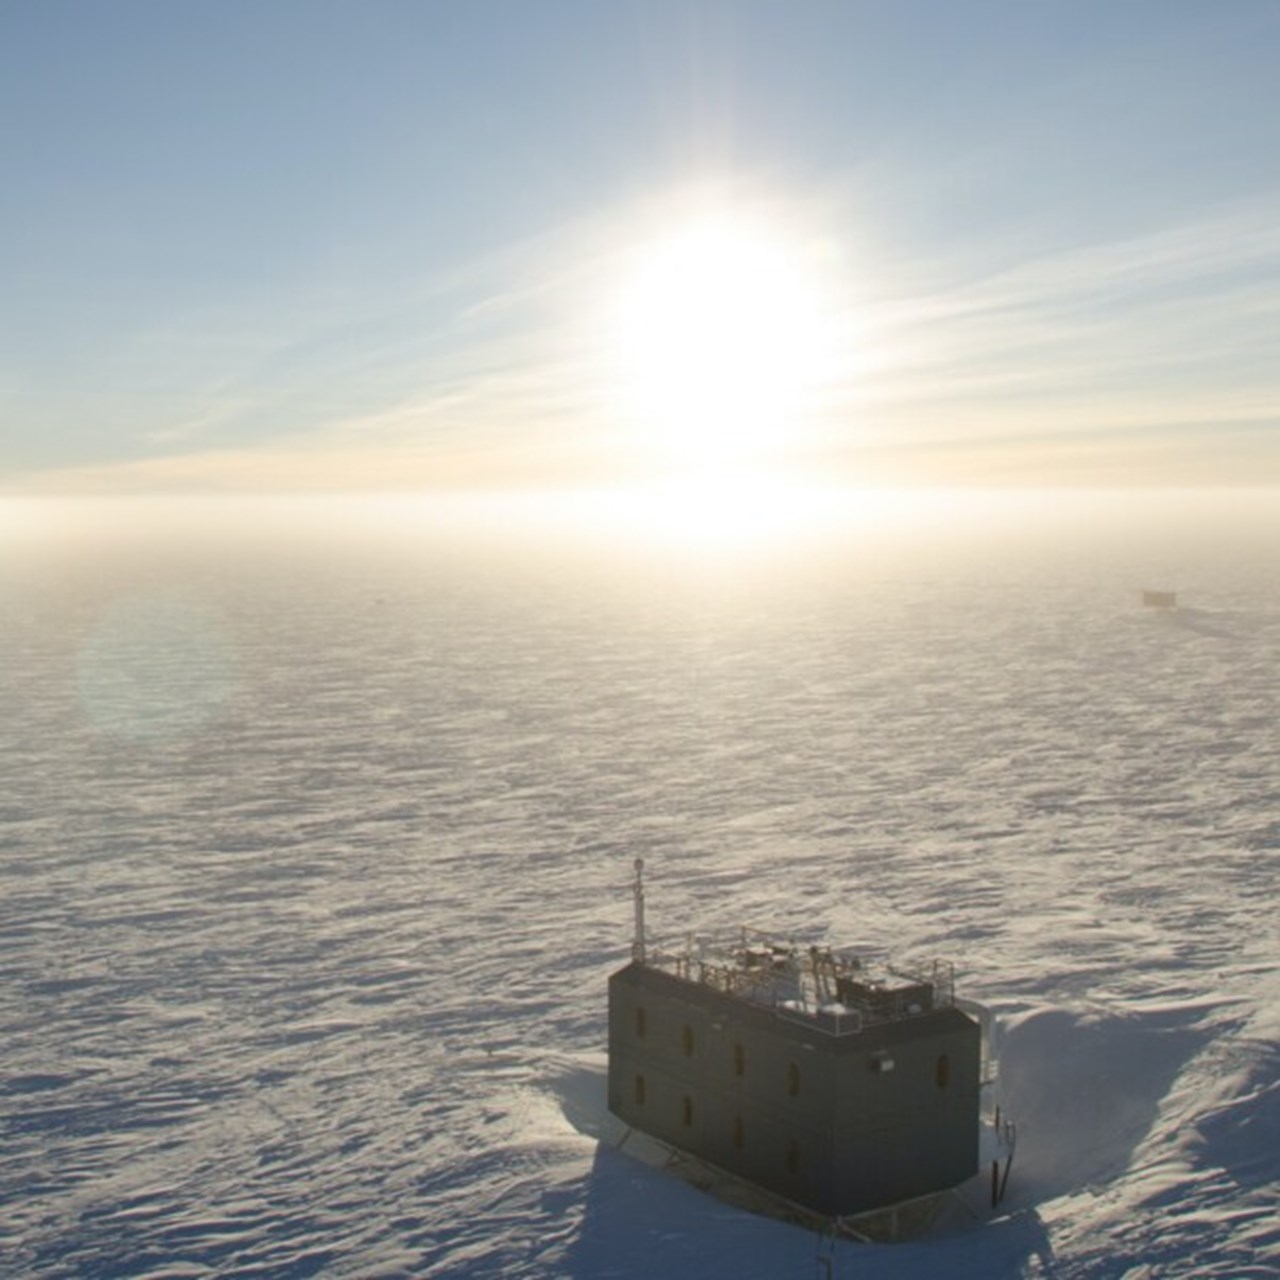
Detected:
[607,863,983,1219]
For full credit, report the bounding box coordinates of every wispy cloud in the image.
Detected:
[7,192,1280,494]
[813,200,1280,479]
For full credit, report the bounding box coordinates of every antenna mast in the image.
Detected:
[632,857,646,963]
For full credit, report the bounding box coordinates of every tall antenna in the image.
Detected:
[632,857,646,963]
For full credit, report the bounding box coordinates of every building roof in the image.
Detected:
[614,928,964,1045]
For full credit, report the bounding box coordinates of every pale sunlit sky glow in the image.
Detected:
[609,206,851,473]
[3,1,1279,503]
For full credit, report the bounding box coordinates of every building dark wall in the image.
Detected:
[607,962,980,1217]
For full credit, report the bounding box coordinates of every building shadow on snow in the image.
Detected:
[1156,606,1235,639]
[547,1057,1059,1280]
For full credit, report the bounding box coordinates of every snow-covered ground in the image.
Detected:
[1,492,1276,1278]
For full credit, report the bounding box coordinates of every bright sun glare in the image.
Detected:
[614,212,843,475]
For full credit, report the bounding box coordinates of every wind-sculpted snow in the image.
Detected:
[1,497,1276,1278]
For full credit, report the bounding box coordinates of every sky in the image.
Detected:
[2,0,1279,497]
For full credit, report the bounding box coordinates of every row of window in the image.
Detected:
[634,1009,803,1093]
[634,1006,951,1090]
[631,1074,800,1172]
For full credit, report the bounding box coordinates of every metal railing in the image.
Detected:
[641,931,957,1034]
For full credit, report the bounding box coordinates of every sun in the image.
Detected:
[612,212,841,474]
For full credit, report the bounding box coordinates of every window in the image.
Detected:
[786,1061,800,1097]
[681,1094,693,1127]
[634,1074,646,1106]
[936,1054,950,1089]
[682,1024,695,1057]
[732,1114,744,1150]
[733,1042,745,1077]
[635,1006,646,1038]
[786,1140,800,1174]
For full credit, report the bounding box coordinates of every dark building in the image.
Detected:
[607,862,986,1219]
